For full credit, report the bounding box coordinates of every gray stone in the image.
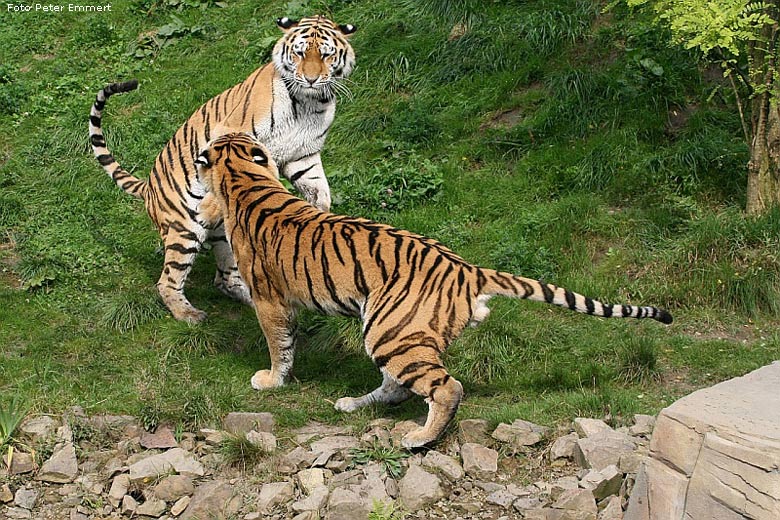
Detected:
[292,512,319,520]
[553,488,598,513]
[460,443,498,479]
[294,421,352,443]
[246,430,277,453]
[626,362,780,520]
[385,477,399,498]
[136,498,167,517]
[292,484,329,512]
[398,464,445,511]
[13,488,38,510]
[574,418,612,438]
[283,446,318,472]
[618,452,642,474]
[514,497,542,511]
[140,427,178,449]
[550,476,579,500]
[180,480,241,520]
[360,474,391,506]
[628,415,655,437]
[580,465,623,500]
[328,469,363,489]
[108,474,130,508]
[458,419,491,444]
[486,489,517,508]
[310,435,359,454]
[422,450,464,481]
[129,448,204,483]
[37,442,78,483]
[257,481,294,513]
[326,486,369,520]
[598,496,623,520]
[4,507,32,519]
[492,422,543,448]
[153,475,195,502]
[170,496,190,516]
[20,415,58,440]
[122,495,138,514]
[551,432,579,461]
[574,431,636,471]
[297,468,326,495]
[223,412,275,434]
[3,452,35,475]
[0,483,13,503]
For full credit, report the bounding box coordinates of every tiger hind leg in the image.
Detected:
[156,227,207,323]
[334,369,413,413]
[251,301,296,390]
[210,228,253,306]
[382,351,463,449]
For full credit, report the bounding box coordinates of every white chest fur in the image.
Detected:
[252,77,336,170]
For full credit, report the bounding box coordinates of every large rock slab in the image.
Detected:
[626,361,780,520]
[129,448,204,483]
[223,412,275,434]
[179,480,241,520]
[36,442,78,483]
[398,464,445,510]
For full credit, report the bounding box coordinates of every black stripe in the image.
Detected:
[622,305,631,317]
[540,282,554,303]
[289,164,316,183]
[167,261,193,271]
[603,305,613,318]
[89,115,101,127]
[90,134,106,147]
[564,290,576,310]
[94,99,105,111]
[166,243,199,255]
[97,154,114,166]
[585,297,595,315]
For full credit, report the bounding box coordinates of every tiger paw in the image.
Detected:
[401,428,437,449]
[334,397,362,413]
[172,306,207,324]
[251,370,282,390]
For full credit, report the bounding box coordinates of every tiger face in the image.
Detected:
[273,15,356,98]
[194,133,279,192]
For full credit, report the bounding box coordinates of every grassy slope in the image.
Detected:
[1,0,779,435]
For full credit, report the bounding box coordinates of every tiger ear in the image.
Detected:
[337,23,357,37]
[194,152,210,168]
[251,147,269,166]
[276,17,299,32]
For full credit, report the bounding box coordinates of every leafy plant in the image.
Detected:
[129,15,204,59]
[369,500,406,520]
[0,397,28,470]
[218,433,268,470]
[350,441,409,479]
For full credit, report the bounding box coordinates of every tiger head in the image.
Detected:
[194,133,280,195]
[272,15,356,98]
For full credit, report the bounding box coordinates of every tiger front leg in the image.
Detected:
[283,154,331,211]
[251,301,296,390]
[335,369,413,412]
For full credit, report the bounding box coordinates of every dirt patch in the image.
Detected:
[666,103,698,135]
[0,232,23,289]
[480,108,525,131]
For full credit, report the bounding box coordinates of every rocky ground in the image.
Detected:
[0,408,656,519]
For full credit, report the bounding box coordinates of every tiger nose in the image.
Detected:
[304,75,318,86]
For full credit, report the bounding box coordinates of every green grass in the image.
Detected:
[1,0,779,445]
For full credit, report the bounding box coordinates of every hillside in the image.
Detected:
[1,0,779,433]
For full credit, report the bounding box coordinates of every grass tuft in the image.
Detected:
[218,433,269,471]
[618,338,661,384]
[100,289,166,333]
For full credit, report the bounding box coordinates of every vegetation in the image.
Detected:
[1,0,779,443]
[621,0,780,214]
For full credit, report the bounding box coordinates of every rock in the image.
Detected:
[129,448,204,483]
[580,465,623,500]
[598,496,623,519]
[475,481,505,493]
[257,481,294,513]
[385,477,399,498]
[550,476,579,500]
[108,474,130,507]
[122,495,138,515]
[292,512,319,520]
[201,429,227,446]
[390,420,422,446]
[246,430,277,453]
[292,485,329,512]
[154,475,195,502]
[627,362,780,520]
[326,486,369,520]
[3,451,35,475]
[310,435,359,454]
[514,496,543,511]
[360,474,392,506]
[1,483,13,503]
[618,452,642,474]
[422,450,464,481]
[624,459,649,520]
[283,446,318,472]
[297,468,326,495]
[628,415,655,437]
[460,443,498,479]
[398,464,445,510]
[170,496,190,516]
[20,415,58,440]
[550,432,579,461]
[136,498,167,517]
[486,489,517,508]
[223,412,275,434]
[4,507,32,519]
[140,427,178,449]
[328,469,363,489]
[458,419,491,444]
[180,480,241,520]
[574,418,612,438]
[37,442,78,483]
[294,421,352,443]
[574,430,636,471]
[553,488,598,514]
[492,422,544,448]
[13,488,38,510]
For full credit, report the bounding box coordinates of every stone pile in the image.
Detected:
[0,408,658,519]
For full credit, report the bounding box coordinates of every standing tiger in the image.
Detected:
[194,133,674,448]
[89,15,356,323]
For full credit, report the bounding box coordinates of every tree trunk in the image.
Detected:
[746,5,780,215]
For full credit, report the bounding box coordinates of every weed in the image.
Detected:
[218,433,268,471]
[0,397,28,469]
[351,441,409,479]
[618,338,661,384]
[369,500,406,520]
[99,289,166,333]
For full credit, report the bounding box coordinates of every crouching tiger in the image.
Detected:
[194,133,673,448]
